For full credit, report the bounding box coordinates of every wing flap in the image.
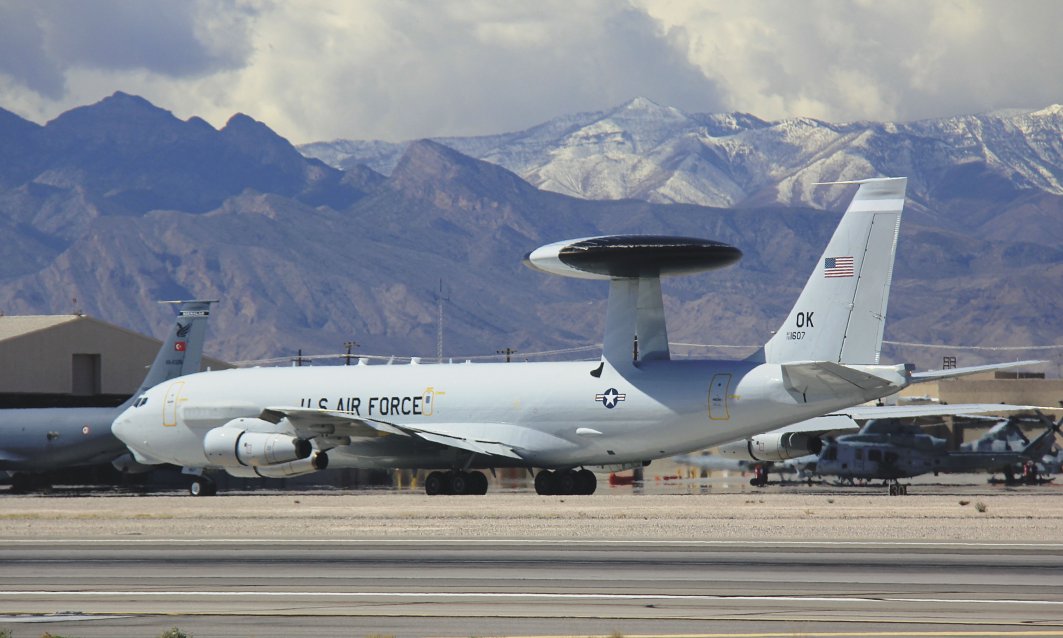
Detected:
[408,429,524,460]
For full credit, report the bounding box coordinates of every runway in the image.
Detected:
[2,538,1063,637]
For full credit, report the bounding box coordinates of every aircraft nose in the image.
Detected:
[111,407,137,444]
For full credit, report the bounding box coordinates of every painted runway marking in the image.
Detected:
[8,538,1063,550]
[516,629,1063,633]
[1,591,1061,606]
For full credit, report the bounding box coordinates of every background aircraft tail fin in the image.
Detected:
[763,177,906,364]
[131,300,217,398]
[1022,412,1062,458]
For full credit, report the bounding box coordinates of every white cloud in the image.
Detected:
[0,0,1060,143]
[638,0,1063,123]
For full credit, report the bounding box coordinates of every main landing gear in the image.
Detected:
[189,476,217,497]
[424,470,489,495]
[534,469,597,495]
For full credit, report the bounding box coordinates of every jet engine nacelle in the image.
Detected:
[718,432,822,462]
[203,419,312,468]
[224,450,329,479]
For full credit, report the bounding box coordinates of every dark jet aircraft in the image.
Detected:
[1,300,214,491]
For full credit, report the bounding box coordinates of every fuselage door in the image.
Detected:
[708,373,731,421]
[163,381,184,427]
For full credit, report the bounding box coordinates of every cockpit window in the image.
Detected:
[133,396,149,408]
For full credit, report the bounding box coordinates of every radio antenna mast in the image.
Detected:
[436,279,449,363]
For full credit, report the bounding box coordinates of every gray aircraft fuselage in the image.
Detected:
[0,407,125,471]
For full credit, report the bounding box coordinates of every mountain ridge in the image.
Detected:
[0,94,1059,374]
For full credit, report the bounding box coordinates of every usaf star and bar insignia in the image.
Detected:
[594,388,627,409]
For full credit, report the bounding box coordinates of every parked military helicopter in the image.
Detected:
[967,418,1063,485]
[815,413,1062,494]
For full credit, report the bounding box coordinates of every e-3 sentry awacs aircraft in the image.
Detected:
[113,177,1017,496]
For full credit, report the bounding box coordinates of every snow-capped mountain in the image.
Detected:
[300,98,1063,214]
[1,93,1060,368]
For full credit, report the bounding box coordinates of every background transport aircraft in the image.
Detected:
[814,413,1062,494]
[113,177,1036,497]
[0,300,214,492]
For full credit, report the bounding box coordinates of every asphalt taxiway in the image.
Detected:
[2,490,1063,637]
[2,537,1063,637]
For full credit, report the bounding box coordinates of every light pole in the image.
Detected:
[344,340,360,365]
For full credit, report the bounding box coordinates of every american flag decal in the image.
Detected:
[823,256,855,278]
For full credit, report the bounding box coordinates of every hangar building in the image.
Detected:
[0,313,231,408]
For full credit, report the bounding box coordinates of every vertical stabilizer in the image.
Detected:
[763,177,906,364]
[131,300,217,398]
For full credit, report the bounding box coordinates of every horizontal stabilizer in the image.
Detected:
[911,360,1045,382]
[782,361,902,396]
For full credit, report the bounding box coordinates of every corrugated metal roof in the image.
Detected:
[0,315,82,342]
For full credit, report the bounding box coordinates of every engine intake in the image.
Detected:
[203,419,312,468]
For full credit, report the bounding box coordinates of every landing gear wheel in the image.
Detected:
[424,471,446,496]
[576,469,597,495]
[556,471,578,495]
[469,471,489,495]
[9,473,32,493]
[448,471,470,495]
[534,470,555,495]
[189,477,216,497]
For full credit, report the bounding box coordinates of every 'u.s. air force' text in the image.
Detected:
[297,393,437,416]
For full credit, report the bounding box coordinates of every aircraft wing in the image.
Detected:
[761,403,1045,438]
[260,407,409,438]
[260,407,553,461]
[829,403,1047,420]
[910,360,1045,382]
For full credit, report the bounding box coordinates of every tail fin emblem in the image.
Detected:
[824,256,855,278]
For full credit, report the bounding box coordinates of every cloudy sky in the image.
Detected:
[1,0,1060,143]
